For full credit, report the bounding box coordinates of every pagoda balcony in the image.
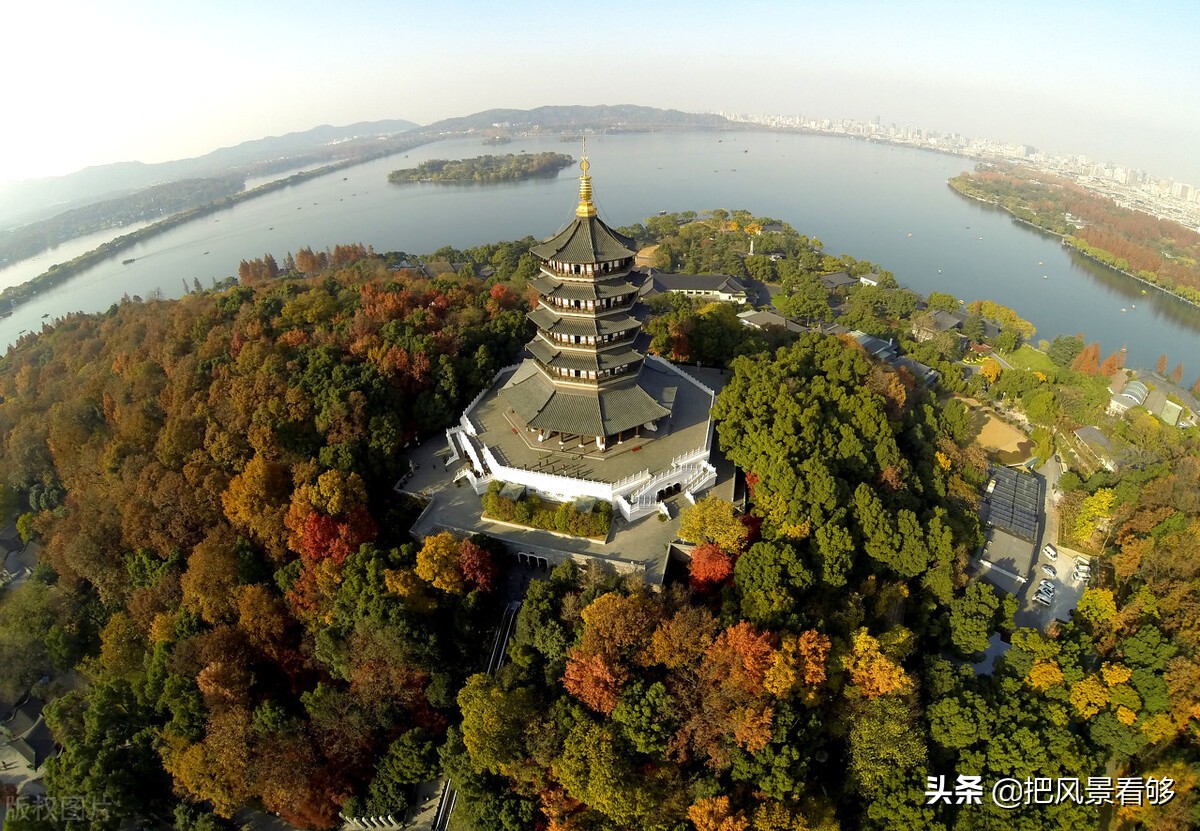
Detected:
[542,257,634,279]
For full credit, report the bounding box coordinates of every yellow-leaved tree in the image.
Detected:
[843,628,910,698]
[415,531,464,594]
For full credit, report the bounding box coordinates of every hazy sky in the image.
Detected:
[4,0,1198,185]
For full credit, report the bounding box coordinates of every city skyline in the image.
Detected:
[3,0,1198,188]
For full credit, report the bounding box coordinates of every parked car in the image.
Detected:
[1042,544,1058,561]
[1073,568,1091,582]
[1034,595,1052,607]
[1074,556,1091,569]
[1041,564,1057,577]
[1039,579,1056,594]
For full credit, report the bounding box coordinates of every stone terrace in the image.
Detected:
[471,359,716,485]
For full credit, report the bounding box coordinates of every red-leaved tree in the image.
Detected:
[459,539,498,593]
[689,543,733,590]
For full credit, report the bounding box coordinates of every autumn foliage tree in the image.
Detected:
[458,539,498,593]
[0,245,533,828]
[678,496,748,552]
[1071,342,1102,375]
[843,628,911,699]
[415,531,465,594]
[688,543,733,590]
[1100,350,1125,376]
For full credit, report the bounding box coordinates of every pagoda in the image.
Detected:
[438,155,719,534]
[499,157,672,451]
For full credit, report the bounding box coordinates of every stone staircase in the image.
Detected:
[630,461,715,510]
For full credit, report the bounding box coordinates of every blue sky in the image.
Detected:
[3,0,1198,183]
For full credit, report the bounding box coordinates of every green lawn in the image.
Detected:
[1006,345,1058,373]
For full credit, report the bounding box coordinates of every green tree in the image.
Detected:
[45,681,174,829]
[948,582,1001,655]
[928,690,994,749]
[612,681,676,755]
[365,728,439,815]
[774,274,832,323]
[961,313,985,343]
[733,540,812,625]
[457,674,535,776]
[1074,488,1116,541]
[1076,588,1117,626]
[849,695,927,794]
[926,291,959,312]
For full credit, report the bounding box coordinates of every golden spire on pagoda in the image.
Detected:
[576,138,596,218]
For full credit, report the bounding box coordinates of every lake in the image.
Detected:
[3,131,1198,376]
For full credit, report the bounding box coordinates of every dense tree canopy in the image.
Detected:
[0,248,526,827]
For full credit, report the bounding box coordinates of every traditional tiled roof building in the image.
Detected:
[439,158,720,540]
[500,158,672,451]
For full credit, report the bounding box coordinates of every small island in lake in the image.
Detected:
[387,152,574,184]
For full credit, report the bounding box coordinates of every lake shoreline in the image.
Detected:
[0,137,437,314]
[2,131,1197,367]
[945,183,1200,313]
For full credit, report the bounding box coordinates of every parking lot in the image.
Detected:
[974,460,1089,631]
[1014,542,1090,629]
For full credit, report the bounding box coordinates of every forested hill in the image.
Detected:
[0,243,534,826]
[422,104,733,133]
[3,223,1200,830]
[949,165,1200,306]
[387,153,575,184]
[0,120,419,231]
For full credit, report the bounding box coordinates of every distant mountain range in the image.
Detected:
[0,119,418,230]
[421,104,731,134]
[0,105,733,233]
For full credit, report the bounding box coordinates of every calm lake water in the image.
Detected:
[3,132,1198,375]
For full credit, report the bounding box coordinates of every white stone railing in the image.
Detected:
[459,433,484,474]
[444,428,461,464]
[459,410,479,437]
[633,462,712,508]
[341,813,403,830]
[672,447,709,467]
[462,385,491,419]
[648,354,716,397]
[611,468,653,494]
[460,365,522,435]
[480,444,618,501]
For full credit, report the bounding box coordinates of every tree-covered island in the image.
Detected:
[387,152,575,184]
[1,208,1199,831]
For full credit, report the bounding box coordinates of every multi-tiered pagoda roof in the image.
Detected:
[500,159,672,444]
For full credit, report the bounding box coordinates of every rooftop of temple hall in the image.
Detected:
[477,359,715,484]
